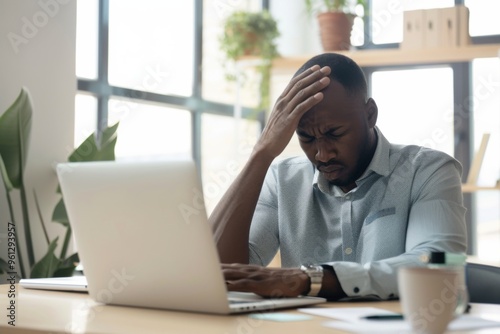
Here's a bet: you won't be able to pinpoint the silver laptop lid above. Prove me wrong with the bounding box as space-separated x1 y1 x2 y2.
57 160 232 314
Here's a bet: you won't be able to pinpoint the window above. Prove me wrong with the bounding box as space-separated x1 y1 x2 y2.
472 58 500 262
74 94 98 147
76 0 98 79
108 0 194 96
465 0 500 37
201 114 260 213
372 67 454 155
108 99 192 159
76 0 263 215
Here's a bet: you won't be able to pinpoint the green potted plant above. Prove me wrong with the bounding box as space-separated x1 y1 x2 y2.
220 10 280 112
305 0 366 51
0 87 119 279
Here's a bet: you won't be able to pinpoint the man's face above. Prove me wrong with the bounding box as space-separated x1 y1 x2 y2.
296 81 377 192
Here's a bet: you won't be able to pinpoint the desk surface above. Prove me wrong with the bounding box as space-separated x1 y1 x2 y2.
1 284 500 334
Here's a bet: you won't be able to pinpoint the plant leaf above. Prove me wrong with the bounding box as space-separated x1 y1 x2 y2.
30 238 60 278
33 189 50 245
0 258 9 275
53 252 79 277
0 155 14 191
51 198 69 226
99 122 119 150
0 87 33 189
69 122 119 163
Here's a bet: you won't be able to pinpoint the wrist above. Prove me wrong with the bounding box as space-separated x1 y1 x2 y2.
251 144 277 163
300 264 324 296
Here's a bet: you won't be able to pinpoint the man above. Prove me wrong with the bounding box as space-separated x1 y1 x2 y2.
210 53 467 300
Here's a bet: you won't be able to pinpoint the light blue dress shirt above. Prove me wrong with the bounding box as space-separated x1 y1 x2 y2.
248 128 467 299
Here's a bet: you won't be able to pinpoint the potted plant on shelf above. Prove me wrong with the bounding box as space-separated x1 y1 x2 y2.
220 10 280 112
305 0 366 51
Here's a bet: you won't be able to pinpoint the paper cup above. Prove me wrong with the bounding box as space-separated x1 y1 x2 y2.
398 266 468 334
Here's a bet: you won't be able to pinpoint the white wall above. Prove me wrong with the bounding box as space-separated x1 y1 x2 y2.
0 0 76 277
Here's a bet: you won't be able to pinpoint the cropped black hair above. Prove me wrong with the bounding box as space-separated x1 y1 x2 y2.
294 53 367 100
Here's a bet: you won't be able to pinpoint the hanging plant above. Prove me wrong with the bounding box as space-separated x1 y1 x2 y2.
220 10 280 111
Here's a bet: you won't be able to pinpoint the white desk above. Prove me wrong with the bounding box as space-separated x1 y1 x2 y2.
1 284 500 333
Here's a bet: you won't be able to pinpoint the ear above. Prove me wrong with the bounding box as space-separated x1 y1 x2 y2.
365 98 378 128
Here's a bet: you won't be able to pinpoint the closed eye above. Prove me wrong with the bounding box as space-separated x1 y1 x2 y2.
325 128 345 139
297 131 315 143
326 130 342 138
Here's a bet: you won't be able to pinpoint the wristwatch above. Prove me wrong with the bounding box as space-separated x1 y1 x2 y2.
300 264 324 296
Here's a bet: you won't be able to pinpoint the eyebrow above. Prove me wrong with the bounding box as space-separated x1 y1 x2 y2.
296 130 312 137
296 126 343 137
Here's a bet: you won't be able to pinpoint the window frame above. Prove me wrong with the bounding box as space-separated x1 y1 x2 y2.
77 0 500 255
77 0 263 174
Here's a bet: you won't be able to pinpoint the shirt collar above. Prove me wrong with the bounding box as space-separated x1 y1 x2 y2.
312 127 391 195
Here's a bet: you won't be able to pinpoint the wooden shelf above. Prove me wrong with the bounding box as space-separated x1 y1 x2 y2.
272 44 500 71
462 184 500 193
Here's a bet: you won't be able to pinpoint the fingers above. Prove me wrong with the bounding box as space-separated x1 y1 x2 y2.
283 65 331 103
274 65 330 124
286 67 331 118
281 65 330 98
251 65 331 158
221 265 308 298
222 264 275 280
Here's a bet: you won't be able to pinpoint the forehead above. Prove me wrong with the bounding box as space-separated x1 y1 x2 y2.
298 81 364 129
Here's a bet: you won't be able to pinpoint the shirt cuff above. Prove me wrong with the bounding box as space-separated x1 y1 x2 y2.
330 262 371 297
326 261 397 300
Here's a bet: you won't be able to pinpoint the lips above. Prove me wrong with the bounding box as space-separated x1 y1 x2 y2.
318 164 343 173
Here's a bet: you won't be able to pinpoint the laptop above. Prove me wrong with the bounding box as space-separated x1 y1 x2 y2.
20 159 325 314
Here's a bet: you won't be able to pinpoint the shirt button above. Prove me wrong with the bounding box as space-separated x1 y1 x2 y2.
353 287 360 293
345 194 351 200
345 247 352 255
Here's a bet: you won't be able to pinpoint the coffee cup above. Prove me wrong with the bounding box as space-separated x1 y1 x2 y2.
398 266 468 334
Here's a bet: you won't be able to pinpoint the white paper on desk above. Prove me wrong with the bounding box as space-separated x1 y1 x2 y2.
323 315 500 333
298 307 500 333
298 307 399 322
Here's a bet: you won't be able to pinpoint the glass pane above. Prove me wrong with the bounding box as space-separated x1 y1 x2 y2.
372 67 454 155
76 0 99 79
74 94 97 148
465 0 500 37
351 15 365 47
108 98 192 159
108 0 194 96
372 0 454 44
201 113 260 214
472 58 500 262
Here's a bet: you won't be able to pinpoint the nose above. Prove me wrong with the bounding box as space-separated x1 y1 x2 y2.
315 138 336 163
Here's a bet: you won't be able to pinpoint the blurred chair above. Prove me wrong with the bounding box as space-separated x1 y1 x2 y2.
466 262 500 304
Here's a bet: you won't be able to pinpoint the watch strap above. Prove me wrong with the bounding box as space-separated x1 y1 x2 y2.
300 264 324 296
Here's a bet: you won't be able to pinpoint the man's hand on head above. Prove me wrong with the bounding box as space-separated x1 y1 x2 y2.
222 263 309 298
253 65 331 160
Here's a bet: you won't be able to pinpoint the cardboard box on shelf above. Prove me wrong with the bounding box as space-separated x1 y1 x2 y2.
423 8 441 48
401 9 425 50
401 5 470 50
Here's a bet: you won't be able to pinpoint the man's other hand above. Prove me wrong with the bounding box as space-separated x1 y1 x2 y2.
222 263 309 298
